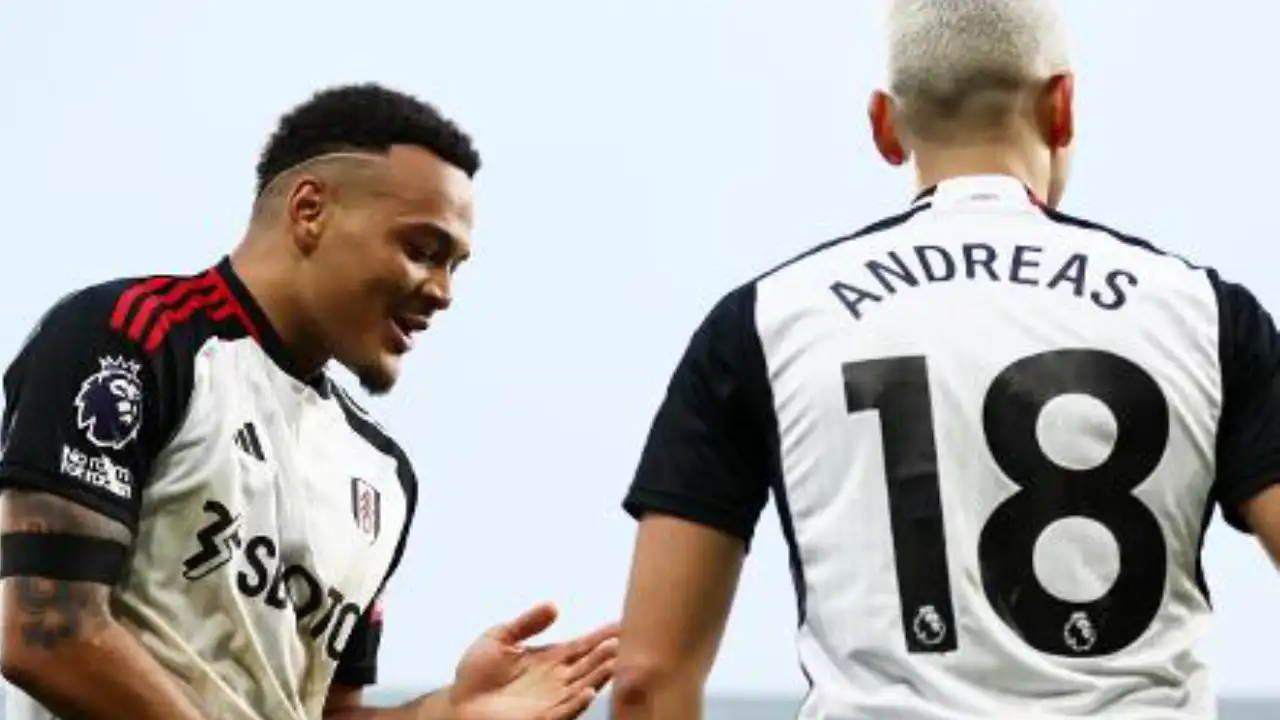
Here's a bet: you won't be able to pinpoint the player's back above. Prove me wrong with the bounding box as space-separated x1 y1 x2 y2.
762 176 1230 719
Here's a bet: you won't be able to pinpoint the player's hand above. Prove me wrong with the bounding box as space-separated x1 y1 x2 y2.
449 602 619 720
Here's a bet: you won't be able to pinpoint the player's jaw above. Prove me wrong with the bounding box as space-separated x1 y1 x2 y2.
339 301 436 396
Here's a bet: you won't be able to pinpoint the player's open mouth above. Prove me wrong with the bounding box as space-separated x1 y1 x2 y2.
389 314 429 352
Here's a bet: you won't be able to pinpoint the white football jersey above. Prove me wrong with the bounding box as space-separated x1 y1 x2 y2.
1 258 418 720
624 175 1280 719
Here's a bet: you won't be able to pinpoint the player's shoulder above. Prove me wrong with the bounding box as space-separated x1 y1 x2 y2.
34 274 179 330
1039 206 1204 271
674 207 932 342
25 268 239 361
1042 207 1267 321
754 204 931 287
328 382 419 502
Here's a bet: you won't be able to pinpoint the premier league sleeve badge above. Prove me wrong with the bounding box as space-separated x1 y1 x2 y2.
74 356 145 451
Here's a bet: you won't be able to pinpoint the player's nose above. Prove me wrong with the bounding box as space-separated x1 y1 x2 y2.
419 266 453 312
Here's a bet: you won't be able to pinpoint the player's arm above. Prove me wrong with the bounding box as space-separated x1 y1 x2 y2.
322 596 458 720
1213 276 1280 566
0 492 207 719
0 289 205 719
323 606 391 718
611 517 746 720
611 286 777 720
1241 487 1280 566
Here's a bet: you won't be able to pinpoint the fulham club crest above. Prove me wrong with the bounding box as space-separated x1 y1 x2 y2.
351 478 382 543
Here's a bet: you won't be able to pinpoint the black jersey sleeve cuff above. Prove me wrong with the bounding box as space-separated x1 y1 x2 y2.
1217 474 1280 532
331 662 376 688
0 462 139 533
622 485 759 549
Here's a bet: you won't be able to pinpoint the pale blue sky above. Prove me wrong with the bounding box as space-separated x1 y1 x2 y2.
1 0 1277 699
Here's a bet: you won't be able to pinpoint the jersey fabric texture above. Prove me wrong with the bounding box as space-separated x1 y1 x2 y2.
623 175 1280 719
0 258 418 720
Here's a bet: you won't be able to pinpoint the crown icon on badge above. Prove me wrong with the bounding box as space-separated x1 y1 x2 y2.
99 355 142 378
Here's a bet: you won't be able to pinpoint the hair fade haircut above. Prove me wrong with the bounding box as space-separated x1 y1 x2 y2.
255 83 481 197
885 0 1070 137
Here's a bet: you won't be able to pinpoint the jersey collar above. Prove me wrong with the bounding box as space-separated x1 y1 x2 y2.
912 174 1044 211
213 257 332 397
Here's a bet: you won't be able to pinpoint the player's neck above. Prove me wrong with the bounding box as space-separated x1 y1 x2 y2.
910 143 1048 204
227 242 330 378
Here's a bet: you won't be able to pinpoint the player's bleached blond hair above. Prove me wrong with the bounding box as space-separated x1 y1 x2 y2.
884 0 1070 140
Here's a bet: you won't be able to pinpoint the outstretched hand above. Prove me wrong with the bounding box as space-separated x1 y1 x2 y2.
450 602 619 720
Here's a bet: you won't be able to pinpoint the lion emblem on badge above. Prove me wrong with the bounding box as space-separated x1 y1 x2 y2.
912 605 948 647
1064 611 1097 653
74 356 144 450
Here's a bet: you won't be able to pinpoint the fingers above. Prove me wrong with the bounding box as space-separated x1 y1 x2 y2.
559 620 621 664
546 687 597 720
569 654 616 696
565 635 618 686
490 602 559 644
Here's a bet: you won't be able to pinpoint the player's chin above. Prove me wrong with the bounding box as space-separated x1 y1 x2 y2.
337 323 416 395
339 341 404 396
352 355 401 396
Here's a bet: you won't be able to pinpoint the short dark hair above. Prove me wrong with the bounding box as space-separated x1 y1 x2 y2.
255 83 481 196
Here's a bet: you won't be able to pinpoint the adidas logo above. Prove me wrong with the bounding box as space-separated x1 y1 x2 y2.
233 422 265 462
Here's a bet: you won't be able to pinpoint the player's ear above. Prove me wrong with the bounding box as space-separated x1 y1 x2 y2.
868 90 909 167
286 176 328 256
1037 72 1074 150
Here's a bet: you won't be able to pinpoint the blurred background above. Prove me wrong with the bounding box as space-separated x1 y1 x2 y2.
0 1 1276 717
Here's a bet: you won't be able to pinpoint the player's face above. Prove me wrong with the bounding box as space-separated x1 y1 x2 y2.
304 146 474 394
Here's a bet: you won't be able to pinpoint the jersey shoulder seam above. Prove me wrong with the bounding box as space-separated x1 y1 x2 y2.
752 203 932 286
1039 207 1204 271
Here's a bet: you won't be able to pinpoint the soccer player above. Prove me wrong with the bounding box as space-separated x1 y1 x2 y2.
612 1 1280 718
0 84 617 720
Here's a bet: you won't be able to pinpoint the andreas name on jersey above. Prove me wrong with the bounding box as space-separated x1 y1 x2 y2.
829 200 1143 322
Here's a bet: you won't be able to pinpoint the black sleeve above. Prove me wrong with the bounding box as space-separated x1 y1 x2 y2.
1212 273 1280 532
622 284 781 549
333 595 385 687
0 285 185 532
